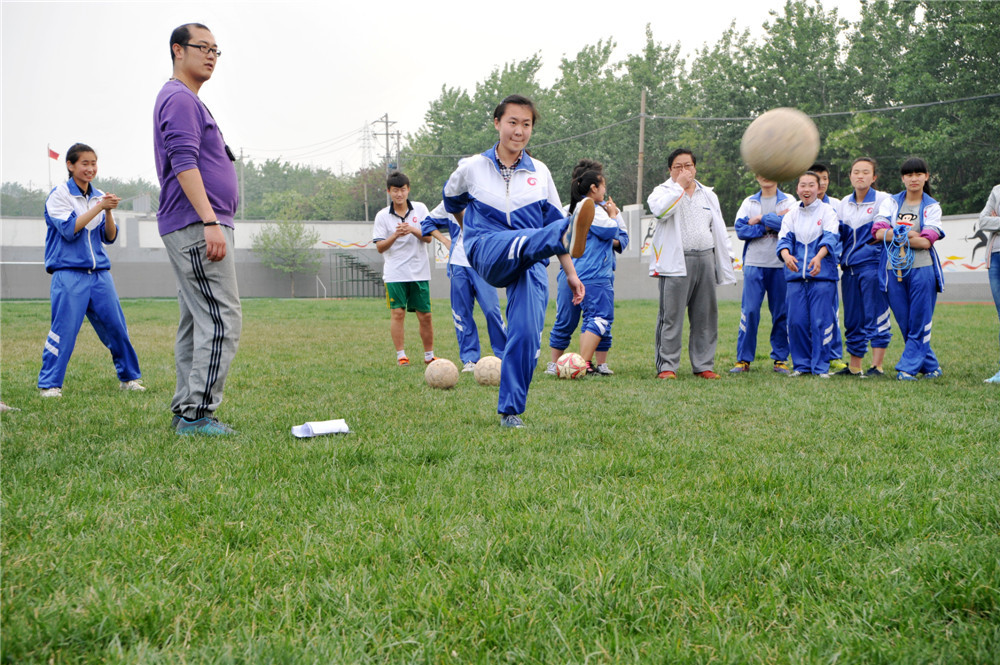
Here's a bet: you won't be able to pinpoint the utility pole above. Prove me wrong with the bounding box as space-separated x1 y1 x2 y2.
372 114 396 207
394 131 402 172
239 148 246 220
636 89 647 206
364 174 370 222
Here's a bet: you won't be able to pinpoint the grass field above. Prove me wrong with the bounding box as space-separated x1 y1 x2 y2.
2 297 999 664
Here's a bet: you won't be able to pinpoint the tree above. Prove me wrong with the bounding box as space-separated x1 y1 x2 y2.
250 221 321 297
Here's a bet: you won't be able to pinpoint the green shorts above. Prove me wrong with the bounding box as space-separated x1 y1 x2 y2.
386 281 431 313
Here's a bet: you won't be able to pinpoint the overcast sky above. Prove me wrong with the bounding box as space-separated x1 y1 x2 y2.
1 0 861 191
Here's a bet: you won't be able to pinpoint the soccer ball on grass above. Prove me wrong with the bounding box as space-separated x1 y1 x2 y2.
474 356 502 386
425 358 459 389
556 352 587 379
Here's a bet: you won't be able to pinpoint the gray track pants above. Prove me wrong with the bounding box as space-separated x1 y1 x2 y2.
162 224 242 420
655 249 718 374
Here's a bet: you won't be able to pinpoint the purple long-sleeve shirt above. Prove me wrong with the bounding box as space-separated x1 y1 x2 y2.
153 79 238 236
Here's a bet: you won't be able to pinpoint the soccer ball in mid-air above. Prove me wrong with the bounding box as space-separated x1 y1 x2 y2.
474 356 502 386
556 352 587 379
425 358 459 389
740 107 820 182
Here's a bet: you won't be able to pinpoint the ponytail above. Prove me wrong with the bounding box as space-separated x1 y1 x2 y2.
569 169 603 214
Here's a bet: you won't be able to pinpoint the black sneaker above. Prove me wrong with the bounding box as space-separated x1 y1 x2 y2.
865 366 885 377
586 361 597 375
835 367 867 378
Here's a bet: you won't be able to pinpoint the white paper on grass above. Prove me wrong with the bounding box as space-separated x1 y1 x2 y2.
291 419 350 438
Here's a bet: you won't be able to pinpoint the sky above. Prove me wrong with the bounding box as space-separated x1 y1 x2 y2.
1 0 861 191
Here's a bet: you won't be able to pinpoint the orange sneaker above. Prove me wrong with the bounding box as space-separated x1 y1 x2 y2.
656 370 677 380
398 357 410 367
695 370 721 380
424 356 439 365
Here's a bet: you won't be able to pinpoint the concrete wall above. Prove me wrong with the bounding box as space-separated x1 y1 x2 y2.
1 212 992 302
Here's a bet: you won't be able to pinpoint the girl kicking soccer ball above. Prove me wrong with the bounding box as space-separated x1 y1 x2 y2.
547 160 628 376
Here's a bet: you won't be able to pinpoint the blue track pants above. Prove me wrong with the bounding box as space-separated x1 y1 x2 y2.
887 265 940 375
786 279 837 374
841 264 892 357
736 265 788 363
38 269 142 389
450 265 507 363
467 219 570 415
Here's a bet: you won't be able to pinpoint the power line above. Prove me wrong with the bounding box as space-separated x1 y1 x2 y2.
646 92 1000 122
242 127 365 153
404 92 1000 159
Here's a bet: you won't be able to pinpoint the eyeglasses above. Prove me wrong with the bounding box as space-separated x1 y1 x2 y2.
181 43 222 58
670 162 695 172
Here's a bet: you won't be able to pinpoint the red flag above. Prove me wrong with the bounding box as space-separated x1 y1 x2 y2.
48 147 59 160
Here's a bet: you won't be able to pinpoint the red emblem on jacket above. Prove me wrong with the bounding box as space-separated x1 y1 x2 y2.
527 177 537 186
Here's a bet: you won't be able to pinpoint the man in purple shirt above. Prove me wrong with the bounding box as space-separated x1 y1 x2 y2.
154 23 242 436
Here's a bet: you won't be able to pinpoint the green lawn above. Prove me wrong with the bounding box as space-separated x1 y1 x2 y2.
2 297 998 664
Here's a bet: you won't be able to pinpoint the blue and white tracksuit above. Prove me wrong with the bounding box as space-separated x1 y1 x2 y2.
820 194 844 362
421 202 507 364
733 189 795 363
38 179 142 389
776 199 841 374
873 192 945 375
838 189 892 358
443 145 571 416
549 204 628 352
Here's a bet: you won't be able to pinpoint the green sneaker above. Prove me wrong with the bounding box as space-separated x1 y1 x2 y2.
176 416 237 436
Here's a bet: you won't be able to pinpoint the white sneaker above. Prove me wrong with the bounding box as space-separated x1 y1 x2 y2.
544 362 558 376
595 363 614 376
818 373 831 379
40 387 63 398
462 361 476 373
120 380 146 392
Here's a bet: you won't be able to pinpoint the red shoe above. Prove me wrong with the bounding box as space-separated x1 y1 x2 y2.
398 357 410 367
696 370 721 380
656 370 677 380
424 356 440 365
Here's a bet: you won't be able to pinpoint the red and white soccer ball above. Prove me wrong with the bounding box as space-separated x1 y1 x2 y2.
474 356 502 386
556 352 587 379
425 358 459 389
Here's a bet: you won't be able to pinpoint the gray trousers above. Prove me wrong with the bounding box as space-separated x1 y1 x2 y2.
655 249 718 374
162 224 242 420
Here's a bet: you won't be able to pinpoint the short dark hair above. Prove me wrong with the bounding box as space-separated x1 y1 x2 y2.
667 148 696 169
851 157 878 172
900 156 932 195
386 170 410 190
65 142 96 177
808 162 830 175
800 171 821 186
493 95 538 125
170 23 210 63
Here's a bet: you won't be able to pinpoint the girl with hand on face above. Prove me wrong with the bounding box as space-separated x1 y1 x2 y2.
872 157 945 381
37 143 144 397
